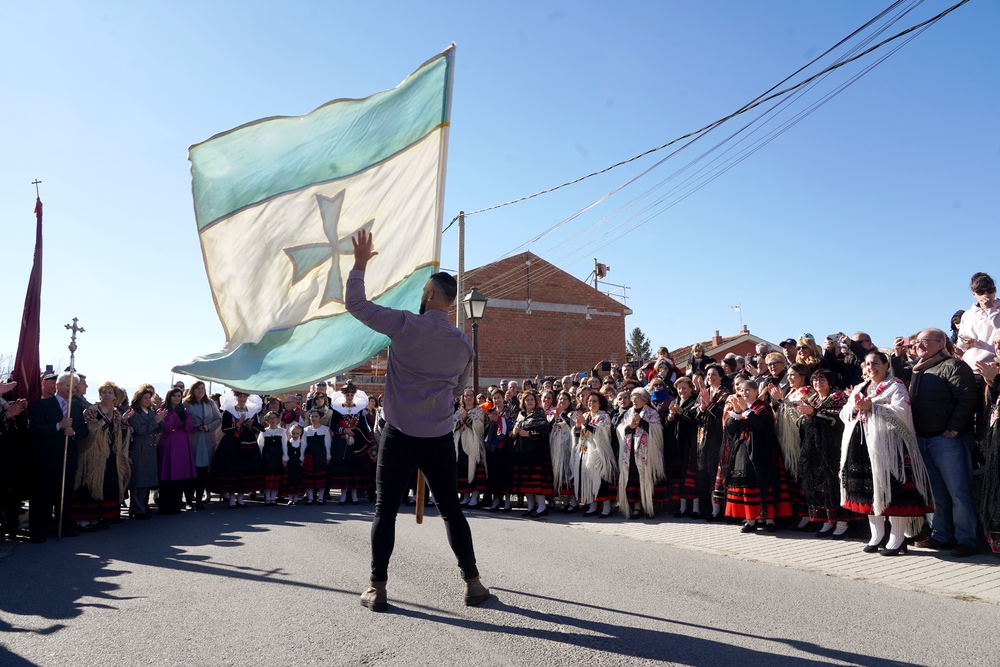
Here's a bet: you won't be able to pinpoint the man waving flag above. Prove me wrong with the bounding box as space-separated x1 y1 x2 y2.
175 46 454 393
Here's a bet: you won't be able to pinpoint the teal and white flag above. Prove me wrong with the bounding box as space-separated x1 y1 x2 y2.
174 46 454 393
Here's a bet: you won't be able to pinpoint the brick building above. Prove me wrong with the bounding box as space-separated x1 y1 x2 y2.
333 253 631 395
669 326 777 372
450 252 632 390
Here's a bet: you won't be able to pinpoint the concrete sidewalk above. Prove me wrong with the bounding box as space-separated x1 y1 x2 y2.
562 512 1000 604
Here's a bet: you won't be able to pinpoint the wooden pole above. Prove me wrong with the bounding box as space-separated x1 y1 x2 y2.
415 470 425 524
57 317 84 540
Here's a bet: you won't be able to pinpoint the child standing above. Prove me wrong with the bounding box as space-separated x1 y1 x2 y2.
284 424 306 505
258 412 287 506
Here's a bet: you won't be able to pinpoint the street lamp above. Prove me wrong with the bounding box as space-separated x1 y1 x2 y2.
462 286 488 394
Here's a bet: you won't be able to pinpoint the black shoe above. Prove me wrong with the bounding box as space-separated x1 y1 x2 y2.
764 522 777 533
705 512 721 523
950 544 978 558
520 509 537 519
880 543 908 556
741 522 758 533
598 510 613 518
304 499 315 506
582 508 598 517
501 506 512 514
673 508 691 519
564 505 578 514
317 497 326 505
862 544 881 553
530 509 549 520
689 511 701 520
630 510 642 520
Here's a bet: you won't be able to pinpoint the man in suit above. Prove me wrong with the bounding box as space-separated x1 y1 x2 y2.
28 372 89 543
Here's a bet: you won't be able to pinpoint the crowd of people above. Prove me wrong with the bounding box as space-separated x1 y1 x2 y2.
3 271 1000 560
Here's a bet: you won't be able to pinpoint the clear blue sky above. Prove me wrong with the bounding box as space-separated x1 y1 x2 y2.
2 1 998 397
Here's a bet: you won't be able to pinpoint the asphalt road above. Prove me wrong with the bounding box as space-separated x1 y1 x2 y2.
2 502 999 667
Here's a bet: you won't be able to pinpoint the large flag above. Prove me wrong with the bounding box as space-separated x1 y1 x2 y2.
174 46 455 393
12 196 43 405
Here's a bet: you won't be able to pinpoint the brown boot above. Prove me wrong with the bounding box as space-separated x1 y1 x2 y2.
464 576 491 606
360 580 388 612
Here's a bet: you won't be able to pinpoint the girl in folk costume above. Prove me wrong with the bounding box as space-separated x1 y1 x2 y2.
127 388 161 519
666 377 699 518
72 382 133 529
183 381 222 510
209 391 264 509
454 388 487 508
283 424 306 505
840 351 933 556
509 390 553 518
616 387 666 519
711 378 748 522
767 362 814 529
796 369 859 538
484 387 514 512
682 364 730 519
328 383 375 505
257 411 287 506
723 380 793 532
156 388 196 516
549 391 579 512
302 410 332 505
572 392 616 518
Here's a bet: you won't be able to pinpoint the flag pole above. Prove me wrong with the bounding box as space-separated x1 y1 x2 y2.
57 318 84 540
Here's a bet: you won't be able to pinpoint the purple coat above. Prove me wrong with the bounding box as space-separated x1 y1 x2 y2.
158 409 196 481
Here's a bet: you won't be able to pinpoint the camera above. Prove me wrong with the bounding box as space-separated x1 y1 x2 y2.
601 361 611 372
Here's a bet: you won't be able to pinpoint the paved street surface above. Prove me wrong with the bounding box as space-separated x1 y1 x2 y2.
2 502 999 666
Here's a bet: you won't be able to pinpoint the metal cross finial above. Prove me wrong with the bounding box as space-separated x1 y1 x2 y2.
65 318 85 356
32 179 42 197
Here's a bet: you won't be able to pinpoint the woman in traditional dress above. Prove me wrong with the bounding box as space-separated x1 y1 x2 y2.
541 390 556 419
454 388 486 508
509 390 553 518
156 387 195 515
127 388 161 519
980 360 1000 555
328 383 374 505
683 364 730 519
616 387 666 519
257 411 287 506
72 382 133 529
796 369 857 538
484 387 514 512
549 391 578 512
573 392 616 518
283 424 306 505
723 380 792 532
666 377 700 518
183 381 221 509
840 351 933 555
209 391 263 508
302 409 332 504
768 362 814 529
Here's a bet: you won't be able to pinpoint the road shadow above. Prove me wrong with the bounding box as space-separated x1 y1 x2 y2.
393 588 925 667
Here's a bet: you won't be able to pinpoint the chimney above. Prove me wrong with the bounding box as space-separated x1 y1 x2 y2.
712 330 723 347
741 324 749 334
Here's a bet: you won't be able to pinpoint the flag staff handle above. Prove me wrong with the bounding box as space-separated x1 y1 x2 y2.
57 318 84 540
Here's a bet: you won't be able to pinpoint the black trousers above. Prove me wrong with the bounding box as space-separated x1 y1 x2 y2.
371 424 479 582
29 451 75 538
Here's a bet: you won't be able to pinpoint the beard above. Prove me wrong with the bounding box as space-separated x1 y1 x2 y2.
419 297 428 315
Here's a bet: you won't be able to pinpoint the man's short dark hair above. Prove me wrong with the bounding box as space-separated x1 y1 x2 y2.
430 272 457 304
971 272 996 295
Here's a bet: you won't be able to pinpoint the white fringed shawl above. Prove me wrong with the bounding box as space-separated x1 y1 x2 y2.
453 405 485 483
839 377 932 516
616 404 665 518
571 410 616 504
550 412 576 495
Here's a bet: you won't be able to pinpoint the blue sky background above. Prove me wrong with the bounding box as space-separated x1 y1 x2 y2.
2 1 998 396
